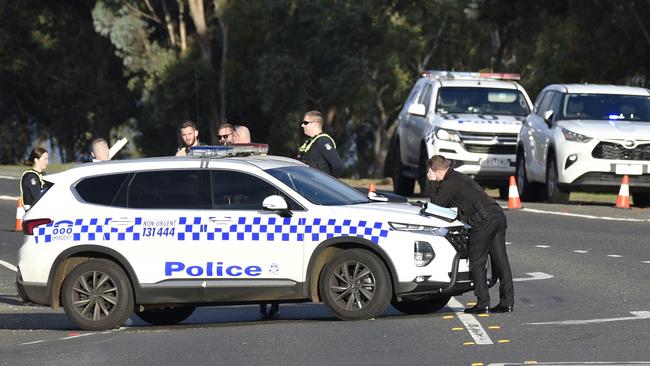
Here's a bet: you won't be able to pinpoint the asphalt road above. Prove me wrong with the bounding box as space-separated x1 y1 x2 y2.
0 175 649 365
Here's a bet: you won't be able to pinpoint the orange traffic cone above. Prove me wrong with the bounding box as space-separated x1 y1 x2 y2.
507 176 522 209
368 182 376 193
616 175 630 209
15 198 25 231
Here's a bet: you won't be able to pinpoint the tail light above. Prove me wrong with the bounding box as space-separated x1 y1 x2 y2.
23 218 52 235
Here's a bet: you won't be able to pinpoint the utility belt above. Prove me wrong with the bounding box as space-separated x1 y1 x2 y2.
467 200 501 226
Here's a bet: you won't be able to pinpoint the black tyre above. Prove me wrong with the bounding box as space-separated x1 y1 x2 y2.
135 306 195 326
392 295 451 315
498 184 509 200
392 140 415 196
319 249 392 321
633 192 650 208
516 151 543 202
546 155 569 204
61 259 134 331
417 145 429 196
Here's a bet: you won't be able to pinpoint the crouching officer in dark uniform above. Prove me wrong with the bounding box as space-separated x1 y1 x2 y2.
297 110 343 177
426 155 514 314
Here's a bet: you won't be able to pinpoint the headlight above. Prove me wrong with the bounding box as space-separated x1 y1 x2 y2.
389 222 442 234
435 128 461 142
561 127 592 143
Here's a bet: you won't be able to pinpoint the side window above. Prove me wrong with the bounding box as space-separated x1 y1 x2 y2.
75 173 130 206
128 170 211 209
536 91 555 116
533 91 546 113
418 84 433 113
211 170 291 210
405 83 422 106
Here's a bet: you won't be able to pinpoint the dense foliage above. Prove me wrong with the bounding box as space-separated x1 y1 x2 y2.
1 0 649 177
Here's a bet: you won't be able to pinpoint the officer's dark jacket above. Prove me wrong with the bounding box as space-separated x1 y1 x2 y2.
428 169 501 224
20 169 47 208
298 133 343 177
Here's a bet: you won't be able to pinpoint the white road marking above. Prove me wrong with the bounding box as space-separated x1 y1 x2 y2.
574 250 589 254
0 175 19 180
60 333 96 340
19 340 46 345
535 245 551 248
525 311 650 325
489 361 650 365
522 207 650 222
513 272 554 282
505 241 512 245
607 254 622 258
447 297 493 345
0 195 19 201
643 261 650 264
0 259 17 272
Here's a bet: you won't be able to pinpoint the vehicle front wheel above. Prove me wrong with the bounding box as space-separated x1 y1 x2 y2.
392 295 451 315
319 249 392 321
516 152 543 201
417 145 429 196
392 140 415 196
135 306 195 326
546 155 569 204
61 259 134 331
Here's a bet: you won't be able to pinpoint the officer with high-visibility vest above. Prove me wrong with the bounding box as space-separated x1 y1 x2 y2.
297 110 343 176
20 147 49 211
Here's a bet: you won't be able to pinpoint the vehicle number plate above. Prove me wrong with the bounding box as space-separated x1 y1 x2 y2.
480 158 510 168
615 164 643 175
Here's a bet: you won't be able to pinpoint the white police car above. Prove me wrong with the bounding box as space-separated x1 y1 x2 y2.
17 145 477 330
391 71 533 196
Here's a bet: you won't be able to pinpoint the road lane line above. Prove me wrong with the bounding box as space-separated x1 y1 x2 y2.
607 254 622 258
0 175 19 180
0 195 19 201
448 297 494 345
19 340 46 345
513 272 554 282
573 250 589 254
0 259 17 272
535 245 551 248
521 207 650 222
525 310 650 325
60 333 96 340
643 261 650 264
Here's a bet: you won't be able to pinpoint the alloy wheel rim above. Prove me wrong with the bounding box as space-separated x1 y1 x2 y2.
328 261 376 311
71 271 118 321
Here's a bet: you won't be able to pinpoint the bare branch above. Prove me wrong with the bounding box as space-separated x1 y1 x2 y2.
125 2 161 24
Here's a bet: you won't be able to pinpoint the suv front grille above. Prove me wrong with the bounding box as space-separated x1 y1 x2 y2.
464 145 517 154
445 226 469 258
592 142 650 161
458 131 518 155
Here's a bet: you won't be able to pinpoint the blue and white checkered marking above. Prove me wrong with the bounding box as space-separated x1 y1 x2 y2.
34 216 391 244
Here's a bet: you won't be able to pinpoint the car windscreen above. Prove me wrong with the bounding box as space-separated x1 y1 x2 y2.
435 87 530 116
266 166 369 206
561 93 650 121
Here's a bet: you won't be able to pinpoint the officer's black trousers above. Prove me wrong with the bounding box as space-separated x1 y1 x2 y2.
468 211 514 308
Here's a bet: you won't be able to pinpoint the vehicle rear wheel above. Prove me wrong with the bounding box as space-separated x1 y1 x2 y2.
392 140 415 196
516 151 543 201
61 259 134 331
135 306 195 326
633 192 650 208
319 249 392 321
546 155 569 204
392 295 451 315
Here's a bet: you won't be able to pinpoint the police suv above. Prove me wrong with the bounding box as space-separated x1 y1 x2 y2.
517 84 650 205
17 145 478 330
391 71 533 196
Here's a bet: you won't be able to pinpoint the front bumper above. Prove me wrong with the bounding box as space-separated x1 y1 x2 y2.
395 254 493 298
430 140 516 183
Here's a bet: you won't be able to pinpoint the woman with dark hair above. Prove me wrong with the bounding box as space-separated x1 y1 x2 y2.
21 147 49 210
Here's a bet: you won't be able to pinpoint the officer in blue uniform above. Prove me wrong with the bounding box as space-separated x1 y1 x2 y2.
427 155 514 314
297 111 343 177
21 147 49 210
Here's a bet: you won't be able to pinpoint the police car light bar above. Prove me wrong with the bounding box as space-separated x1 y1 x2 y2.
423 70 521 81
188 144 269 158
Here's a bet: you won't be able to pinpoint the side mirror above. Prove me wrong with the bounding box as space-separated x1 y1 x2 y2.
543 110 554 126
262 195 292 217
407 103 426 117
